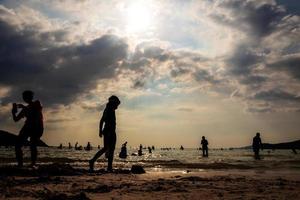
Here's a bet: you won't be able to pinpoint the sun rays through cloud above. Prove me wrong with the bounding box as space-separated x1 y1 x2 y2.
125 2 155 34
0 0 299 147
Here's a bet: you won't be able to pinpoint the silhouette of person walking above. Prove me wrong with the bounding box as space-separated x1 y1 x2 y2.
89 95 121 172
252 132 262 160
201 136 209 157
12 90 43 167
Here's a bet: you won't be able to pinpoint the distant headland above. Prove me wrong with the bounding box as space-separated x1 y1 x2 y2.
0 130 48 147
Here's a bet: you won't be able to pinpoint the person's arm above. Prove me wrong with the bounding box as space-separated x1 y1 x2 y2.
12 107 25 122
99 117 104 137
260 138 263 150
99 109 107 137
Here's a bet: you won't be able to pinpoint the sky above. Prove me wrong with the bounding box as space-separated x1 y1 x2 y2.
0 0 299 148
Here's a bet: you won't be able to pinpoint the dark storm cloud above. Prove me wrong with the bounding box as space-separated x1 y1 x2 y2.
211 0 285 38
267 55 300 80
193 69 220 84
206 0 300 112
142 46 166 60
239 75 267 89
0 8 128 106
170 67 191 78
226 45 263 75
253 89 300 102
213 0 299 79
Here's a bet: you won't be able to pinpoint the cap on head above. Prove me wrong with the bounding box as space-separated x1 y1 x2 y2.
22 90 34 102
108 95 121 105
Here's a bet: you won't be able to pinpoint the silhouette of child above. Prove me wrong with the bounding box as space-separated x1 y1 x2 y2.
89 95 121 172
12 90 43 167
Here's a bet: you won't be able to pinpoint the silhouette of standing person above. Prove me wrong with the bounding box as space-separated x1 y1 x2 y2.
201 136 209 157
89 95 121 172
12 90 43 167
138 144 143 156
119 142 127 159
252 132 263 160
85 142 92 151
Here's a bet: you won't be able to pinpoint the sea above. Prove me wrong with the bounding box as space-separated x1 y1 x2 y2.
0 147 300 172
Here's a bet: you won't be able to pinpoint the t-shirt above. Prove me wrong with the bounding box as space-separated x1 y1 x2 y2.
201 139 208 147
20 100 43 129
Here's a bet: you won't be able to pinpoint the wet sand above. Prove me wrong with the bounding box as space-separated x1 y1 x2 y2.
0 164 299 200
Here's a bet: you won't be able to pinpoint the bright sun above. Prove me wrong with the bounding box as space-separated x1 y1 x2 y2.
126 3 153 33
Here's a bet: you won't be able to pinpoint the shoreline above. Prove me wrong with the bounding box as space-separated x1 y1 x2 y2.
0 164 300 199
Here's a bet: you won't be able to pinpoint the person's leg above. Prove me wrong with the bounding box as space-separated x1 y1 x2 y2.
90 148 106 163
206 148 208 157
30 136 39 166
107 133 116 171
254 149 259 159
256 149 260 160
202 148 205 157
89 135 107 171
15 128 28 167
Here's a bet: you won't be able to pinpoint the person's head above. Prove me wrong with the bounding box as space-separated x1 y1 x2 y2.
22 90 34 103
256 132 260 137
202 136 205 139
108 95 121 110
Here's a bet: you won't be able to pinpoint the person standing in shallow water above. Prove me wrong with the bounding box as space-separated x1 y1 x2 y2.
89 95 121 172
252 132 263 160
201 136 209 157
12 90 44 167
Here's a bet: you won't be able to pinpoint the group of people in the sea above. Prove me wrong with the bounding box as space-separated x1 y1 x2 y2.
11 90 264 171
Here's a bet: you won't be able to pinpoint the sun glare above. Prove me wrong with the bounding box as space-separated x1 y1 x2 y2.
126 3 153 33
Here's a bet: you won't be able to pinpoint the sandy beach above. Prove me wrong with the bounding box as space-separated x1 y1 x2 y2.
0 164 300 200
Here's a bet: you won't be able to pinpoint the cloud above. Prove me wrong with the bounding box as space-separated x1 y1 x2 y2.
252 89 300 102
177 107 193 112
267 54 300 80
204 0 300 112
210 0 285 38
1 0 300 114
0 5 128 107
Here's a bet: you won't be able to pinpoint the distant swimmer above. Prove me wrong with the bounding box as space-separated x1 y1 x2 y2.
12 90 44 167
252 132 263 160
180 145 184 150
85 142 92 151
68 142 72 149
58 143 63 149
75 142 83 150
119 142 128 159
138 144 143 156
89 95 121 172
201 136 209 157
292 149 297 154
148 146 152 153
